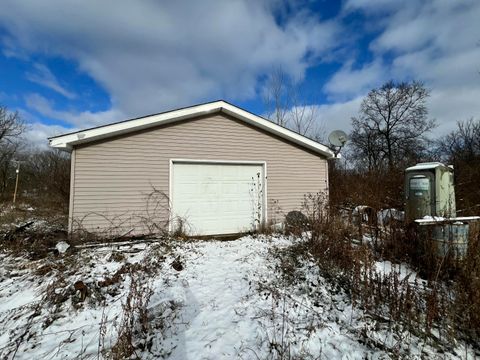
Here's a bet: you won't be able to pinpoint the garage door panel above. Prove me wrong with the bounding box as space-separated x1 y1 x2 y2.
171 162 264 235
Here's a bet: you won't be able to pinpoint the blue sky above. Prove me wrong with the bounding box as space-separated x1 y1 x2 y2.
0 0 479 147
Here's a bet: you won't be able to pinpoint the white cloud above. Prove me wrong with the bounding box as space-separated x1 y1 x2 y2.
327 0 480 135
323 61 385 100
378 1 480 135
315 97 363 136
0 0 341 123
25 93 123 129
23 122 73 149
428 87 480 135
15 108 74 149
1 0 478 142
26 63 76 99
371 1 480 55
344 0 400 12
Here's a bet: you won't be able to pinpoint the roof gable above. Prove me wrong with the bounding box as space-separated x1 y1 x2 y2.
49 100 334 158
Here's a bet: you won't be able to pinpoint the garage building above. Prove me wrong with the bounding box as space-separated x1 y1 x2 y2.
49 100 334 236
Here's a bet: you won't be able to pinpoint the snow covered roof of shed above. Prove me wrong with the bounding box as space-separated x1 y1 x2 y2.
405 162 452 172
48 100 335 158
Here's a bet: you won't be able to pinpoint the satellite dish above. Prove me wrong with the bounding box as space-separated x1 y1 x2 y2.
328 130 348 147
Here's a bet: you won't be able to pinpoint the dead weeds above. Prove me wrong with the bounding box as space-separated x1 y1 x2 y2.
272 193 480 354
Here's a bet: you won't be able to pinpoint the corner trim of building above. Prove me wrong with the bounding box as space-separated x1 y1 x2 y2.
68 148 76 233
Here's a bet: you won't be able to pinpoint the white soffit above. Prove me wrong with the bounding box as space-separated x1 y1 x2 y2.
48 100 334 158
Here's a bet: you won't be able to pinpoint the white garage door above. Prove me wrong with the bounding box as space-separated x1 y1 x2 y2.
171 162 265 235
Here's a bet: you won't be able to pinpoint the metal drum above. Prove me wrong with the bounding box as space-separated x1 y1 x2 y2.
431 222 469 259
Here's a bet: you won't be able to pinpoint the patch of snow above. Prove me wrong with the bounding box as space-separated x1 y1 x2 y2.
374 260 418 282
421 215 446 221
416 216 480 224
0 235 476 359
405 162 448 171
377 208 404 226
55 241 70 254
0 279 37 313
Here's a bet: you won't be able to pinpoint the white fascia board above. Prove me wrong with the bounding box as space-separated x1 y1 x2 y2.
48 101 225 150
49 100 335 158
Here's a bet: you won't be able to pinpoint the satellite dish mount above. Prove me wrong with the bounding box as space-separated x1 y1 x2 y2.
328 130 348 157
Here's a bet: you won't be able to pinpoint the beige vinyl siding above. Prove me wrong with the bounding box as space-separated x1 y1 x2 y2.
71 113 328 234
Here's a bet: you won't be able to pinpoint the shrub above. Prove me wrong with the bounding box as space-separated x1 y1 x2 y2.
295 192 480 351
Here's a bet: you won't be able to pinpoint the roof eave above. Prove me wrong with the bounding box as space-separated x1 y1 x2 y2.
48 102 224 149
48 100 335 158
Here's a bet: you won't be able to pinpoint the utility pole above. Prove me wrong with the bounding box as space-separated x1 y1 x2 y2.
12 161 20 204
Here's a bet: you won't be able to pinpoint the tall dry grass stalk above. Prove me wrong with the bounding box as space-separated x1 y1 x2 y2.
300 193 480 348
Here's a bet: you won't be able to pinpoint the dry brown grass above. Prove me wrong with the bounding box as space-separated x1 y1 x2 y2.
288 193 480 351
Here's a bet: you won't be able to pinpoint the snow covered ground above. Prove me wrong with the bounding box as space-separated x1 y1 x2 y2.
0 235 475 359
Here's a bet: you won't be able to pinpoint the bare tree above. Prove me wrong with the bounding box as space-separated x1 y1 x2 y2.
0 106 24 144
264 68 290 127
0 106 25 197
349 127 383 170
289 90 323 141
437 118 480 162
0 143 21 194
25 149 71 205
263 68 325 142
350 80 435 171
436 118 480 214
